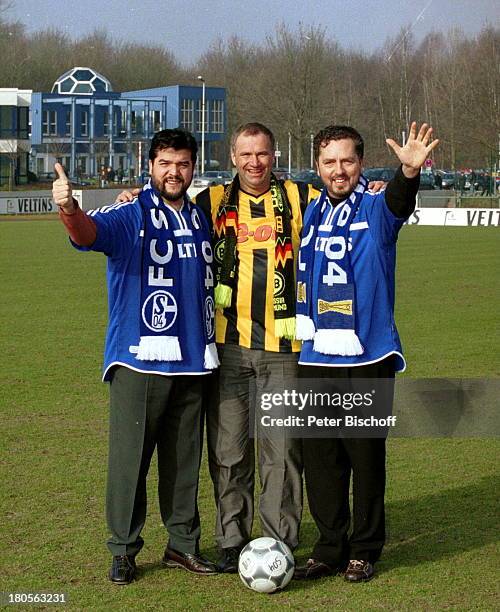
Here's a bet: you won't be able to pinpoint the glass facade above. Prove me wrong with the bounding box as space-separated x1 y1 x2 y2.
181 99 194 131
196 101 209 133
42 110 57 135
80 110 88 136
212 100 224 133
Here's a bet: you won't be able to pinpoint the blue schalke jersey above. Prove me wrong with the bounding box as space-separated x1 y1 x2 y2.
299 190 407 372
73 200 211 380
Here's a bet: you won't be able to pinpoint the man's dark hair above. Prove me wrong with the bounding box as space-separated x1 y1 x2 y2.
149 128 198 163
313 125 364 162
230 122 276 151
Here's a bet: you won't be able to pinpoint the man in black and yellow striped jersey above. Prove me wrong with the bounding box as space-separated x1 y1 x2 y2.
195 123 319 572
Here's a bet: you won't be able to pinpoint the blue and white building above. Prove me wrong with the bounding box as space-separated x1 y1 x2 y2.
0 88 32 186
30 67 227 179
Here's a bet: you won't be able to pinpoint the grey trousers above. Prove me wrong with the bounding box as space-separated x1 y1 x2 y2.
106 366 204 557
206 345 303 550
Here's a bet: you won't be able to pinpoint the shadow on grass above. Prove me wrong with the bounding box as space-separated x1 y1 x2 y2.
135 561 171 580
299 474 500 573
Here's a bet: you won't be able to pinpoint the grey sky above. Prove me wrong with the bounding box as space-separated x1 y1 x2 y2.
7 0 499 66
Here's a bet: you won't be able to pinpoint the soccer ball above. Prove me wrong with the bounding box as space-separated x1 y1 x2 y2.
238 537 295 593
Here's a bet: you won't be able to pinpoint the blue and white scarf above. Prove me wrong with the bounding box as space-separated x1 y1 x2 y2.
296 177 367 356
136 181 219 369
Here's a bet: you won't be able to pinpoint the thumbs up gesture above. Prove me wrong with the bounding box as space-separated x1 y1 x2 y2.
53 163 77 214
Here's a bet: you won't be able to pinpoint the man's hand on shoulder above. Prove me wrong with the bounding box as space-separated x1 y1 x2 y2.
368 180 386 193
115 188 141 203
53 163 78 215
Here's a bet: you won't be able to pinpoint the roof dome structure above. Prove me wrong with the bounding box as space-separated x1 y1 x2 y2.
51 67 113 95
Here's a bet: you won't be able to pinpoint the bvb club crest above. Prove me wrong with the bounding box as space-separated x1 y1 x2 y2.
274 271 285 296
215 239 225 263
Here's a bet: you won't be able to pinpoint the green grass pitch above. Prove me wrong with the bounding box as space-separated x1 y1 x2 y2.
1 219 498 610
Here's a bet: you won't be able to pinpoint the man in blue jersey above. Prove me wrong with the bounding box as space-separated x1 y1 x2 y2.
294 122 439 582
53 129 219 584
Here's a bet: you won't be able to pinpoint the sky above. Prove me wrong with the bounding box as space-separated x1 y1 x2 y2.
6 0 500 66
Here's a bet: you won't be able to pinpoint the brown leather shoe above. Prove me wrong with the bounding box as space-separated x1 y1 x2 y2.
344 559 375 582
162 547 218 575
294 558 334 580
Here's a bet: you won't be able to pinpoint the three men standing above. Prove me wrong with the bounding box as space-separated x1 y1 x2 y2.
55 119 437 585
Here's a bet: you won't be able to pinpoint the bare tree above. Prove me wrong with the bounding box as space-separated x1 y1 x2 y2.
0 139 28 189
256 23 338 169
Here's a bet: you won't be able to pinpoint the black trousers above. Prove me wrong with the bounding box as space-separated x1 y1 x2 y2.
299 356 395 566
106 366 204 557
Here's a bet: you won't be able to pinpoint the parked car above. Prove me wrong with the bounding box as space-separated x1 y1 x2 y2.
273 167 293 180
192 170 233 188
362 167 396 182
439 171 456 190
418 173 436 190
291 170 324 190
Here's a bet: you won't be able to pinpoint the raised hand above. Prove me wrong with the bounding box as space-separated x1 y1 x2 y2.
53 163 77 214
386 122 439 178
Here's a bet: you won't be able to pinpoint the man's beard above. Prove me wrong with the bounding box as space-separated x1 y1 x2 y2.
328 176 355 199
153 177 188 202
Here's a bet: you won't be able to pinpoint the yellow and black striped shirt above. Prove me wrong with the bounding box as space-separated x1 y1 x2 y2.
195 180 320 352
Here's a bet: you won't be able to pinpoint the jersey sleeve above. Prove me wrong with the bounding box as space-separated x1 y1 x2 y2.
365 167 419 246
192 187 214 231
384 165 419 219
73 202 142 259
365 191 407 246
293 181 321 215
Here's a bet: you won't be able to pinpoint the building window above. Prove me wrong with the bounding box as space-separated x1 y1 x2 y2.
212 100 224 133
118 108 127 136
65 110 71 135
36 157 45 175
0 106 13 137
131 110 143 135
42 110 57 135
180 99 194 132
103 110 108 136
151 110 161 132
81 110 88 136
17 107 29 139
196 100 209 133
77 156 87 175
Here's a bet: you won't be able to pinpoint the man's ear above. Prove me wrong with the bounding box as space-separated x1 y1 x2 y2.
230 150 236 166
148 159 153 174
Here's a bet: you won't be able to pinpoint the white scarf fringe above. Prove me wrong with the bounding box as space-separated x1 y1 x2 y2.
204 343 220 369
296 314 316 340
313 329 364 356
136 336 182 361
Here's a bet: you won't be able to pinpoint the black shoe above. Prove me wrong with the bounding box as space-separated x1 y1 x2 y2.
216 547 241 574
162 547 218 575
344 559 375 582
109 555 136 584
294 558 335 580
